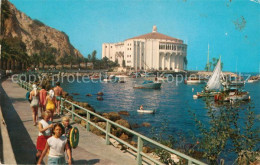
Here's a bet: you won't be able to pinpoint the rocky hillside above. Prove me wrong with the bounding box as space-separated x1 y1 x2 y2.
2 0 83 61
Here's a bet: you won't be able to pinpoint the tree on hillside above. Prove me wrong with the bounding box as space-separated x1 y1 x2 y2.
1 0 11 35
76 56 83 69
1 37 29 70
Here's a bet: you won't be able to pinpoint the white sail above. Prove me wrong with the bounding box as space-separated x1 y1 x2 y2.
206 58 222 91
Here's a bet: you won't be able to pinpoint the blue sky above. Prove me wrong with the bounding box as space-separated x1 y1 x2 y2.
10 0 260 72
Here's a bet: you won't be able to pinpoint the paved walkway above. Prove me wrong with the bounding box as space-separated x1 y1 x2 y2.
0 78 137 165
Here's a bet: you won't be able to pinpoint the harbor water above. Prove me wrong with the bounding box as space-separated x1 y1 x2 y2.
60 74 260 163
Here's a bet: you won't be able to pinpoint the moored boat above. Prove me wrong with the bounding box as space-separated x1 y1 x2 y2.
247 76 259 83
193 58 223 98
134 80 162 89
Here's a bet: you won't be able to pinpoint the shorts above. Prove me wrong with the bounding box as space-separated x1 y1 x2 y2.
56 96 61 101
48 156 66 165
36 135 51 151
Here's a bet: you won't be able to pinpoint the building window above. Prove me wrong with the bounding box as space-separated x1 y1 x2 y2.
105 46 107 48
111 46 112 48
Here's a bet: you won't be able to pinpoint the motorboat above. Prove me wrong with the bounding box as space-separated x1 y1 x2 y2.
134 80 162 89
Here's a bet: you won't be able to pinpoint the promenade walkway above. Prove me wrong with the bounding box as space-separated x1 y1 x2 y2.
0 78 136 164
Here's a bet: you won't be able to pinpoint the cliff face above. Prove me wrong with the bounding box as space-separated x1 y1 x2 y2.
2 1 83 61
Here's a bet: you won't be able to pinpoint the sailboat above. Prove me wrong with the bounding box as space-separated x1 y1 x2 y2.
193 58 222 99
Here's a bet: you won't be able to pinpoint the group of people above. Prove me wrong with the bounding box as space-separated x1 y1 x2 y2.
29 82 63 125
28 82 74 164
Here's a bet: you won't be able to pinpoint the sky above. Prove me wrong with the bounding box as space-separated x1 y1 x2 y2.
9 0 260 72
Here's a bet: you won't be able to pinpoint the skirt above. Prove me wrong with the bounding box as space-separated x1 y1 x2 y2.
36 135 51 151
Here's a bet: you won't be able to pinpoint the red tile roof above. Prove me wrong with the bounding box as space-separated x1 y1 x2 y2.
126 32 182 43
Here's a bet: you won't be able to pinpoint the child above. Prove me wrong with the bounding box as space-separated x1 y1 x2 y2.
37 123 72 165
45 90 56 121
36 111 53 161
62 116 73 162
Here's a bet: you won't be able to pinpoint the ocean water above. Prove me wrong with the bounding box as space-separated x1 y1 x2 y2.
60 75 260 163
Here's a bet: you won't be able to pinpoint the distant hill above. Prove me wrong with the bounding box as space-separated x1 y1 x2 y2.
1 0 83 64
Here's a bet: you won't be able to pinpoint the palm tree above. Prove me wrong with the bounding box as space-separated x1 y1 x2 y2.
30 53 40 68
102 57 109 69
83 57 88 69
91 50 97 68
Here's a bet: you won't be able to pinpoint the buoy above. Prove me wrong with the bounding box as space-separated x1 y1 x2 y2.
70 127 79 149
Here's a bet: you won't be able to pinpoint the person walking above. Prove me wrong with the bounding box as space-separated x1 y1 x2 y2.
30 84 39 126
54 82 63 116
36 111 53 161
45 90 56 121
37 123 72 165
39 85 47 115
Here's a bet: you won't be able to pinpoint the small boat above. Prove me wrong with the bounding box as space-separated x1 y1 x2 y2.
185 78 206 84
137 109 155 114
116 75 128 83
134 80 162 89
224 91 250 102
140 72 156 77
247 76 259 83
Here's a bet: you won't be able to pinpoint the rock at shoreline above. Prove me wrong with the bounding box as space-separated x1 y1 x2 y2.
75 109 87 117
97 92 104 96
91 116 105 123
142 122 151 127
103 112 121 122
118 111 130 116
80 119 87 128
119 133 129 141
130 141 137 147
74 116 82 124
90 122 106 136
143 146 152 153
97 96 103 101
131 123 140 128
72 93 80 95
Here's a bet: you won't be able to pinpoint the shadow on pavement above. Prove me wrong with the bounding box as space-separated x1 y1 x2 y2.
0 81 36 164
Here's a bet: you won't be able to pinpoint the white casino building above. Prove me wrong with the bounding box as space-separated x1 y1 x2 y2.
102 26 187 71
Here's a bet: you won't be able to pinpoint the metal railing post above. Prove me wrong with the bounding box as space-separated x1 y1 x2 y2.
86 112 90 131
137 136 143 165
72 105 75 121
60 98 64 115
106 121 111 145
